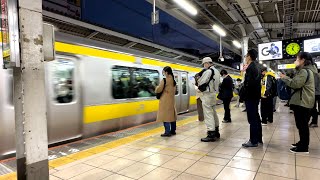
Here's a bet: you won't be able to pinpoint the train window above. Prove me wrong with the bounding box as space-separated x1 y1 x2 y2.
52 60 74 103
112 66 159 99
182 74 187 94
174 74 179 95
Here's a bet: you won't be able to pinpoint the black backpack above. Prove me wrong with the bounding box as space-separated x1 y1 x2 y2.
198 68 215 92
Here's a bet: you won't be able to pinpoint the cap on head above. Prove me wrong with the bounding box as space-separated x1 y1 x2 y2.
202 57 213 65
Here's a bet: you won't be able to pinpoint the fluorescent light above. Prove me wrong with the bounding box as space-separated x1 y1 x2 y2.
259 61 263 64
173 0 198 16
263 64 267 67
212 24 226 37
232 40 241 48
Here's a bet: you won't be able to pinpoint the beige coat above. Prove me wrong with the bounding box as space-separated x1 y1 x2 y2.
155 76 177 122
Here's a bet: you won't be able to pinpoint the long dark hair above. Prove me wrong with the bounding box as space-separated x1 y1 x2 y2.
163 66 176 86
297 52 314 66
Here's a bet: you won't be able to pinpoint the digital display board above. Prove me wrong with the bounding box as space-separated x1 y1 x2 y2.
304 38 320 53
258 41 283 61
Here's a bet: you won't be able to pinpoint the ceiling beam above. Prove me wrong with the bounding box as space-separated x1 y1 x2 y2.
262 23 320 29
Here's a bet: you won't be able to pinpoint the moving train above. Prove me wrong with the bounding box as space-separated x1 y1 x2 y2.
0 32 241 159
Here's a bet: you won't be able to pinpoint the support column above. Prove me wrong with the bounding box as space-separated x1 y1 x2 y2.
14 0 49 179
240 36 249 78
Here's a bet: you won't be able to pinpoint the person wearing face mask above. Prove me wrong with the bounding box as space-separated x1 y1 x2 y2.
197 57 221 142
240 49 263 148
218 69 234 123
280 52 316 154
155 66 177 137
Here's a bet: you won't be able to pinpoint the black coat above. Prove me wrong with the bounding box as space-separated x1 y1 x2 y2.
218 75 234 99
241 62 261 101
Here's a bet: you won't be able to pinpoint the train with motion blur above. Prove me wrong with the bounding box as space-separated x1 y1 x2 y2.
0 32 241 159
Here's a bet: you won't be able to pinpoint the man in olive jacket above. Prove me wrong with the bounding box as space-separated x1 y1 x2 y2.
281 52 316 153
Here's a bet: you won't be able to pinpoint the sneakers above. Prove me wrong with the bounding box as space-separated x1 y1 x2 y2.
261 123 267 126
242 140 258 148
309 124 318 128
170 131 176 135
290 147 309 154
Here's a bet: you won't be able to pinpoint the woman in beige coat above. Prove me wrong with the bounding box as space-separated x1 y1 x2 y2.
155 66 177 137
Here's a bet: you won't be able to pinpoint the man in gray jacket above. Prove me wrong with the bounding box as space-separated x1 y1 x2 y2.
196 57 220 142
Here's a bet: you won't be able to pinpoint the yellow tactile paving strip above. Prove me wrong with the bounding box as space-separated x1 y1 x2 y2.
0 113 208 180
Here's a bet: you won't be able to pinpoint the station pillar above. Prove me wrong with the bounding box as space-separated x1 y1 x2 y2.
241 36 249 63
14 0 49 179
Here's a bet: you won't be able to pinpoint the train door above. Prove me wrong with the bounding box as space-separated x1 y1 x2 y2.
174 72 181 113
180 72 189 112
46 57 82 144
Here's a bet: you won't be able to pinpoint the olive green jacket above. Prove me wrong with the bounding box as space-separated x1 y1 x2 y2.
282 65 317 109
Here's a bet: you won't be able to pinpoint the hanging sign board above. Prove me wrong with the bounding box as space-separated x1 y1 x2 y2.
277 64 295 70
0 0 20 68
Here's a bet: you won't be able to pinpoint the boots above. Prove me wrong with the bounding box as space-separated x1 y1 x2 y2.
201 131 216 142
215 127 220 139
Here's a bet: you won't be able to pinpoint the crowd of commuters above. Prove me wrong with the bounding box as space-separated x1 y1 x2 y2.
155 50 319 154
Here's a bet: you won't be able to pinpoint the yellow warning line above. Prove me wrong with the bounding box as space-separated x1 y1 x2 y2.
0 114 201 179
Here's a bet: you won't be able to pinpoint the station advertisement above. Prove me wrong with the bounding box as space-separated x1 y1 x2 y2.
0 0 11 64
304 38 320 53
258 41 283 61
43 0 81 19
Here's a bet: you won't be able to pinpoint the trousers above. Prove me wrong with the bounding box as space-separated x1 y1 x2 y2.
201 94 219 131
222 97 232 121
310 95 319 125
197 98 204 121
291 105 311 150
245 99 262 144
261 97 274 123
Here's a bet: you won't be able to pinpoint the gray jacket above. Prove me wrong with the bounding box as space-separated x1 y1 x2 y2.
197 66 220 94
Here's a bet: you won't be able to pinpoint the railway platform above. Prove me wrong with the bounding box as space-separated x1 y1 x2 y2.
1 103 320 180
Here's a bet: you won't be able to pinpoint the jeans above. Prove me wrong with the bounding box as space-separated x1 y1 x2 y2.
223 98 232 121
163 122 176 134
261 97 274 123
291 105 311 150
245 99 262 144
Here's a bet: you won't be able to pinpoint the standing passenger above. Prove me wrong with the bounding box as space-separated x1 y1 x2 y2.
218 69 234 123
281 52 316 153
260 67 276 125
234 78 242 107
155 66 177 137
240 49 262 147
197 57 220 142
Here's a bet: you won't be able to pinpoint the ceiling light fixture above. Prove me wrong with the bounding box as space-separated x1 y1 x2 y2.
232 40 241 48
173 0 198 16
212 24 226 37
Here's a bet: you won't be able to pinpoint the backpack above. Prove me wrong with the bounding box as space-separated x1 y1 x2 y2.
271 76 278 97
198 68 215 92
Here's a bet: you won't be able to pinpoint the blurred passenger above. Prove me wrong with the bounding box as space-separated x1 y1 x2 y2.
155 66 177 137
218 69 234 123
195 69 206 122
280 52 316 153
234 78 242 107
240 49 262 148
196 57 220 142
309 67 320 127
260 67 277 126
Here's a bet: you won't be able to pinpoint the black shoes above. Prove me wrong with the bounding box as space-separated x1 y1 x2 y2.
290 147 309 154
201 131 216 142
309 124 318 128
242 140 258 148
170 131 176 135
215 127 220 139
161 133 171 137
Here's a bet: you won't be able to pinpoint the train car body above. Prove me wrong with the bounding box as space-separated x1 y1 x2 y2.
0 32 241 159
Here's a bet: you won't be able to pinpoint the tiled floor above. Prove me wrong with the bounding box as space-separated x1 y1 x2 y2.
47 104 320 180
3 102 320 180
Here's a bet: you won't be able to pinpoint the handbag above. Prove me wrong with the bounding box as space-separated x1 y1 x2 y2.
156 78 166 99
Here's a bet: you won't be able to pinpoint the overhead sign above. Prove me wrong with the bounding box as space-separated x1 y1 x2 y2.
258 41 283 61
304 38 320 53
278 64 295 70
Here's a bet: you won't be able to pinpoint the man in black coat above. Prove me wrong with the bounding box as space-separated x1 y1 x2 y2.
219 69 234 123
240 49 262 148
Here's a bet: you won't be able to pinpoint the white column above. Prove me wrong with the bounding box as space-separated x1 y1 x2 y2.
241 36 249 64
14 0 49 179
